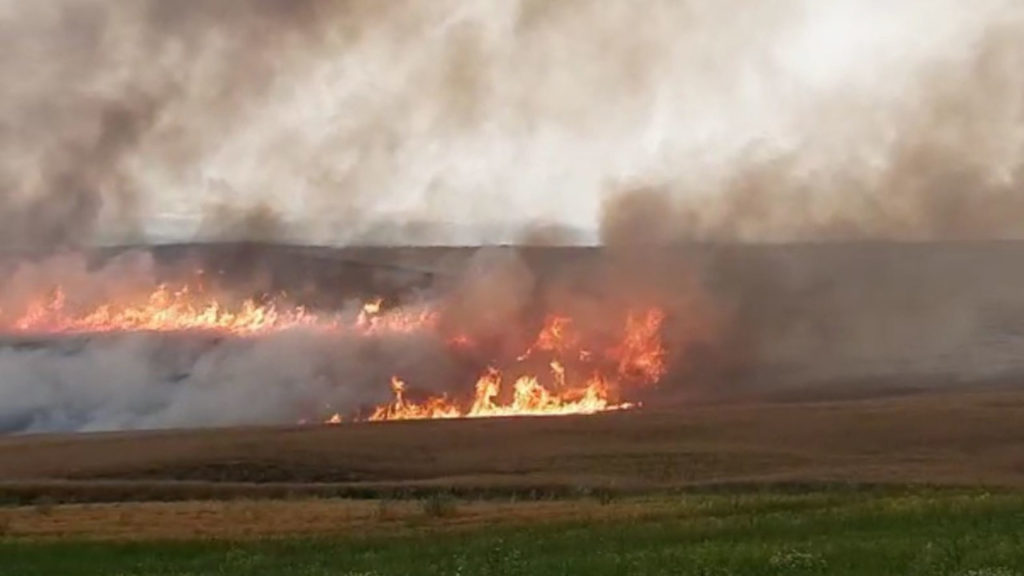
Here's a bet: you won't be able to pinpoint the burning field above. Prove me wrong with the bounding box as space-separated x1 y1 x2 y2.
6 0 1024 572
0 245 713 433
0 279 666 424
4 243 1024 573
4 241 1024 435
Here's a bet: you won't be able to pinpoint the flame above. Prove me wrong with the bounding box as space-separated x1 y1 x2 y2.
361 307 666 422
1 285 327 336
517 315 579 361
0 280 668 425
355 299 439 335
369 376 463 421
611 308 668 384
0 284 439 337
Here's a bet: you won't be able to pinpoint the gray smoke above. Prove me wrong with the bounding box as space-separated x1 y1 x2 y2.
0 250 465 433
599 7 1024 243
591 16 1024 394
8 1 1020 246
0 330 461 434
0 248 547 433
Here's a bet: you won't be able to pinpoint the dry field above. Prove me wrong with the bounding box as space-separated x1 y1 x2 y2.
3 391 1024 575
2 386 1023 504
0 497 689 541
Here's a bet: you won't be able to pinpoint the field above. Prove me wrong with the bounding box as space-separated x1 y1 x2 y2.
3 491 1024 575
3 387 1024 496
2 387 1024 574
4 243 1024 573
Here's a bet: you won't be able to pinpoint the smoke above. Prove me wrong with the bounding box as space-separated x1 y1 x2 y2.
0 244 726 434
590 14 1024 396
600 5 1024 244
0 248 538 432
6 0 1020 246
0 329 463 434
575 0 1024 396
0 250 464 433
6 241 1024 433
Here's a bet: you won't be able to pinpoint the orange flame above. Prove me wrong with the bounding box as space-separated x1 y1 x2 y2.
369 376 463 421
359 307 666 422
0 284 441 338
2 285 327 336
517 315 579 361
355 299 439 335
0 281 667 424
611 308 668 384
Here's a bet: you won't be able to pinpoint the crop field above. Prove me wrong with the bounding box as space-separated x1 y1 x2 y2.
1 387 1023 574
3 387 1024 492
2 490 1024 575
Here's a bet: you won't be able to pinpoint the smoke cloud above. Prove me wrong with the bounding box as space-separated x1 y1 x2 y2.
0 329 463 434
599 4 1024 243
0 250 464 433
5 0 1021 246
0 245 725 434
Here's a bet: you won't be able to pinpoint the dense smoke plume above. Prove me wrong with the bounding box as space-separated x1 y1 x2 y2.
599 20 1024 243
4 1 1023 246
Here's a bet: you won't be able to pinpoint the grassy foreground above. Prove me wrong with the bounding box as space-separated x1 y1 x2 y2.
2 490 1024 575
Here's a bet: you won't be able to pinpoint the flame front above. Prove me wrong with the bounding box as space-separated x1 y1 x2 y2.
0 285 440 337
1 285 325 336
0 280 668 424
362 308 666 422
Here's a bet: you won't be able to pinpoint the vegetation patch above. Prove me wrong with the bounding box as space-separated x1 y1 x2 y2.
2 490 1024 575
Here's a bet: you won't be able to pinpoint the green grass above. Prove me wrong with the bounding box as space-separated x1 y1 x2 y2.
3 491 1024 575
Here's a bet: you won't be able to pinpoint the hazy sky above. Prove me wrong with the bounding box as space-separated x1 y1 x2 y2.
3 0 1022 245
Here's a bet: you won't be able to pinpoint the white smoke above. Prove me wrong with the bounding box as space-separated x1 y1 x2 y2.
0 328 468 434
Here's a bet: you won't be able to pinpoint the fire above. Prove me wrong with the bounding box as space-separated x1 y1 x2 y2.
1 285 327 336
367 368 625 422
355 298 440 335
610 308 668 384
0 284 439 337
360 307 666 422
517 315 579 361
369 377 463 421
0 278 669 424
